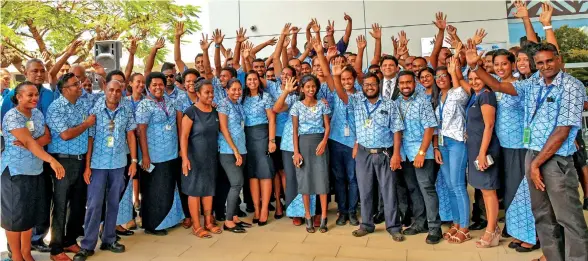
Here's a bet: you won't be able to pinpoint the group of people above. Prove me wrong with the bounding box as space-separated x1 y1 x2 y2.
2 2 588 261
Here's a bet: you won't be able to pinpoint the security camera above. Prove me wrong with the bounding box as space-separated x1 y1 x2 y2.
250 25 257 32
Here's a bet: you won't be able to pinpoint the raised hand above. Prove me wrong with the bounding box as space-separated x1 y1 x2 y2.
236 27 248 43
447 55 458 75
398 31 409 47
311 37 323 53
464 39 481 67
154 37 165 50
200 33 211 50
225 48 233 58
391 36 399 51
242 41 253 59
212 29 225 44
267 37 278 46
514 0 529 19
67 40 84 55
539 1 553 26
326 46 337 61
397 45 409 57
281 23 292 36
311 18 321 33
356 35 367 50
344 12 352 22
369 23 382 39
91 63 106 76
283 36 291 48
290 27 301 35
472 28 487 45
331 56 345 76
445 35 458 49
433 11 447 30
128 37 138 55
175 21 186 38
284 77 298 93
326 20 335 36
454 41 463 57
446 25 457 35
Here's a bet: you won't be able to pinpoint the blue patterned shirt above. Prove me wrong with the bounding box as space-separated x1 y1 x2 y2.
46 96 93 155
88 97 136 169
495 90 525 149
266 79 288 137
217 97 247 154
174 91 196 114
1 85 54 122
164 86 186 102
327 90 356 148
349 93 404 148
135 97 178 163
512 71 584 156
279 94 299 152
243 92 274 127
290 100 331 135
397 94 438 161
1 108 45 175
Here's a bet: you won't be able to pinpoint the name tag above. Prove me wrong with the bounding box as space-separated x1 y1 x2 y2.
165 124 172 131
523 127 531 145
241 121 245 129
496 92 502 101
364 119 372 128
344 125 350 137
106 136 114 148
25 121 34 132
438 135 444 146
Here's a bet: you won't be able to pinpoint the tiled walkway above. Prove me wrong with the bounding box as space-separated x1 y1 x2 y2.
2 195 587 261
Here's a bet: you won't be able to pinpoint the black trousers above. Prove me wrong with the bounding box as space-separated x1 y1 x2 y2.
48 157 87 255
213 159 230 217
31 163 52 244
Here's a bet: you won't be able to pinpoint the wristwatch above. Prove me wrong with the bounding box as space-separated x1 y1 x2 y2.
131 159 138 163
418 150 425 156
215 44 220 48
270 138 276 143
469 64 479 72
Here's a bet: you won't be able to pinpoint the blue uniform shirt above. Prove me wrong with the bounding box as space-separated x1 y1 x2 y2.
290 100 330 135
135 97 178 163
495 90 525 149
89 97 136 169
512 71 584 156
174 91 195 114
279 94 299 152
1 108 45 175
327 89 356 148
349 93 404 148
1 85 54 122
46 96 93 155
243 92 274 127
164 86 186 102
266 79 288 137
217 97 247 154
397 93 438 161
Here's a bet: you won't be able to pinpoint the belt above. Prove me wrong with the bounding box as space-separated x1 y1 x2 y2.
358 145 392 155
52 154 85 160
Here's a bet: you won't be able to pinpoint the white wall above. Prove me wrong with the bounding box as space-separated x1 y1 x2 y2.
208 0 510 65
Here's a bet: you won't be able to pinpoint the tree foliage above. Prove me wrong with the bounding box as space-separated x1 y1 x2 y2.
1 0 200 71
554 25 588 61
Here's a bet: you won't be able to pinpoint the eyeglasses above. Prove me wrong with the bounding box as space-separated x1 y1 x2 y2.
420 74 433 80
64 81 82 88
363 83 379 88
435 74 448 79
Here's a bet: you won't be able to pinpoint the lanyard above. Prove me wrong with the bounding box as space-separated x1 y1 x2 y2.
130 96 143 112
400 97 413 121
529 73 563 125
230 99 244 122
438 94 446 124
154 99 170 117
465 91 479 127
104 107 120 132
364 100 382 119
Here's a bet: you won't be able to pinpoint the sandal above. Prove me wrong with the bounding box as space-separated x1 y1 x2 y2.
205 223 222 234
192 226 212 238
319 217 328 233
475 230 500 248
182 218 193 229
351 228 372 237
448 230 472 244
305 218 315 233
443 226 458 240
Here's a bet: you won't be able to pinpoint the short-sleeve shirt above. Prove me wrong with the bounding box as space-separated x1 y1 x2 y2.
174 91 196 114
397 94 438 161
164 86 186 103
327 89 356 148
1 108 45 175
88 97 137 169
243 92 274 127
46 96 93 155
135 97 178 163
216 97 247 154
279 94 299 152
349 93 404 148
436 87 469 142
290 100 331 135
495 85 525 149
1 85 54 122
266 78 288 137
512 71 584 156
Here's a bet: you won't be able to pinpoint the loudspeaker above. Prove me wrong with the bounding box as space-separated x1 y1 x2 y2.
94 40 122 74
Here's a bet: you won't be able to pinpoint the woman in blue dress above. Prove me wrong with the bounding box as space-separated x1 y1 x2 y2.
2 82 65 261
135 72 185 236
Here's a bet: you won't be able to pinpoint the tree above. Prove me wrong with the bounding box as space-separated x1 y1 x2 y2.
1 0 200 72
554 25 588 60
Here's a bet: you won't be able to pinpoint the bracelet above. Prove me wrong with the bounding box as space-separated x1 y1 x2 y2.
215 44 220 48
543 25 553 30
433 147 439 150
131 159 138 163
270 138 276 143
469 64 479 72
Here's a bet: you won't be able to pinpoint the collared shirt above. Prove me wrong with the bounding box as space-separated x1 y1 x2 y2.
512 71 584 156
266 78 288 137
317 82 330 101
382 77 397 100
495 85 525 149
174 91 196 114
1 108 45 175
164 86 186 102
436 87 469 142
46 96 93 155
327 89 356 148
135 96 178 163
212 78 228 105
1 85 54 122
349 93 404 148
290 100 330 135
397 93 438 161
88 97 136 169
243 92 274 127
125 95 145 118
279 94 300 152
216 97 247 154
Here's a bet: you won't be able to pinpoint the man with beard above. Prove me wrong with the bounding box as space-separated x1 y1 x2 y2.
331 72 405 242
252 58 266 77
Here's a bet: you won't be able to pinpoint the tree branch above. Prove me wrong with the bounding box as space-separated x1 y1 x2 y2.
24 19 49 55
2 40 34 58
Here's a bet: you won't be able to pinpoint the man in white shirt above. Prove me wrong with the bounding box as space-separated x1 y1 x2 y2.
379 55 400 100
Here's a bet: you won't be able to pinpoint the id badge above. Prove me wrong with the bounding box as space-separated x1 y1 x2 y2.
523 127 531 145
165 124 172 131
106 136 114 148
496 92 502 101
344 125 350 137
25 120 34 132
241 121 245 129
438 135 444 146
364 118 372 128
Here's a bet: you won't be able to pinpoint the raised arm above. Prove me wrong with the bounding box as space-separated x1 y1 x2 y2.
464 40 518 96
312 37 334 91
281 37 291 70
233 27 249 71
50 40 83 85
273 23 292 77
200 34 213 79
369 24 382 66
325 20 336 48
125 38 138 81
174 22 188 73
273 77 297 113
342 13 353 45
144 37 165 75
212 30 224 76
514 0 539 43
242 42 254 72
354 35 367 83
539 2 560 51
251 37 277 57
290 27 301 57
331 57 349 104
430 12 447 69
297 42 312 63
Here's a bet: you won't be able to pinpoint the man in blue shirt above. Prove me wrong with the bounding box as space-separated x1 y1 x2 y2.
46 72 95 260
395 71 442 244
0 58 55 252
332 72 405 241
160 62 186 102
467 42 588 261
74 80 137 261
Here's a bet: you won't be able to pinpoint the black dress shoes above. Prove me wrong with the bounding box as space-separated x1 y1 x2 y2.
144 229 168 236
32 240 51 252
100 242 125 253
73 249 95 261
116 229 135 236
469 220 487 231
